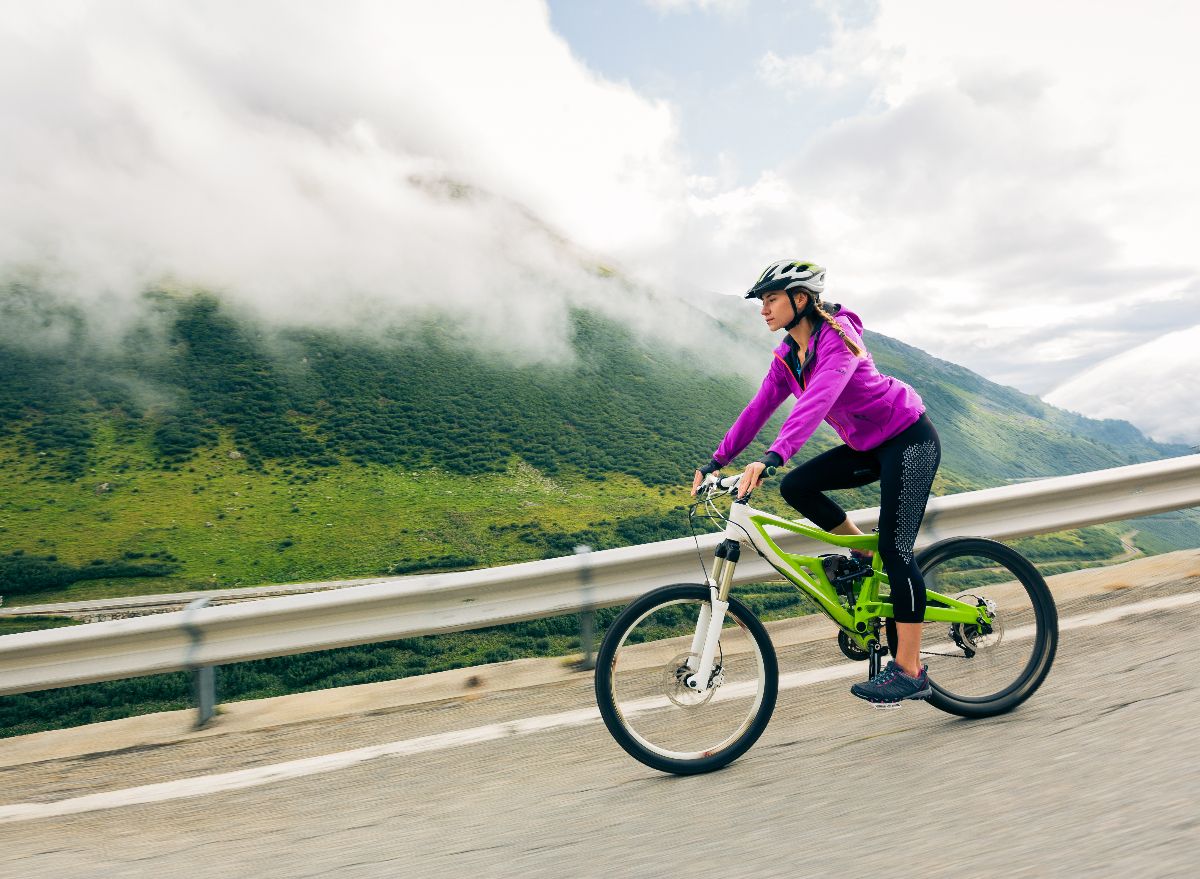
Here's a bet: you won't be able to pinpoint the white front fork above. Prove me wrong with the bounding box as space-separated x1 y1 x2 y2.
685 587 728 691
685 512 750 691
686 601 712 667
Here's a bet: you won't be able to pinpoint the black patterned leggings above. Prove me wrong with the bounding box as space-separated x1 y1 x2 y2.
779 413 941 623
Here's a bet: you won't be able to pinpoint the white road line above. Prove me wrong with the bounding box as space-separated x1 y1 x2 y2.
0 708 603 825
2 590 1197 825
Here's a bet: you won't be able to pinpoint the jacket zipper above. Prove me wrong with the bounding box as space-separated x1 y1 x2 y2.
781 330 861 451
826 414 859 451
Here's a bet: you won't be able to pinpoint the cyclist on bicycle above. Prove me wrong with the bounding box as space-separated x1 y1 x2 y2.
691 260 941 706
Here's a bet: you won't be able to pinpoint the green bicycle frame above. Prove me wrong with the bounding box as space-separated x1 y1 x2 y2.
723 499 993 652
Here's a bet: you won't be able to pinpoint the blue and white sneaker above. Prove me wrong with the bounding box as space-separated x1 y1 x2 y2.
850 661 931 708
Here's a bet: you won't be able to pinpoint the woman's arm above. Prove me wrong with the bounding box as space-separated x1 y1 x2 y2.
768 331 859 462
712 357 791 467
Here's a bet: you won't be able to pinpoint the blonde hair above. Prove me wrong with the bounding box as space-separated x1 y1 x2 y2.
811 299 865 358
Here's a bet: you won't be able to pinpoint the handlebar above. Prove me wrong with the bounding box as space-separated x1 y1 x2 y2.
706 465 778 494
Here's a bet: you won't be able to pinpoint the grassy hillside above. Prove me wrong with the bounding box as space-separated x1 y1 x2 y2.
2 285 1197 737
0 286 1194 604
0 289 824 600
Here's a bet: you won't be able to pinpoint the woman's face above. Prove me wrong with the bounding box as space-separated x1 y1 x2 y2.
760 289 807 332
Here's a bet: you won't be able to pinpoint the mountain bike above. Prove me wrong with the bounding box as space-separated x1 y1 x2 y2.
594 470 1059 775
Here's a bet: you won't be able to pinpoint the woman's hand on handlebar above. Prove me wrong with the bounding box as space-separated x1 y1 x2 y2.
692 459 722 496
737 461 767 498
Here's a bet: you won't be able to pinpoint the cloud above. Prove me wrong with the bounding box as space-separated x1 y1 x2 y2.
0 0 688 361
756 3 898 99
642 0 747 13
677 0 1200 400
1043 324 1200 445
4 0 1200 446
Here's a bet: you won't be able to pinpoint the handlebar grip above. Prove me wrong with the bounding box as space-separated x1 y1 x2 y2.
713 465 778 491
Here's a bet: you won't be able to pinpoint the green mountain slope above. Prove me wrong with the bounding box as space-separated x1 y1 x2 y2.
864 331 1187 482
0 286 1194 604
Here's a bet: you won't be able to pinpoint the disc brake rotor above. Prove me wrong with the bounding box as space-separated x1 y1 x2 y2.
662 649 723 709
951 597 1003 656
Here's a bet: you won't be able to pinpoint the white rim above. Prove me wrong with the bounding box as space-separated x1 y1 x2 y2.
608 597 769 762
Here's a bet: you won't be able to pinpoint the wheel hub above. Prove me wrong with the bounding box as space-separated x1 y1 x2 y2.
664 651 722 708
950 596 1004 657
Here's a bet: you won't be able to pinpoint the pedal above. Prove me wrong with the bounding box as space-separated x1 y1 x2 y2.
867 639 885 679
865 701 903 711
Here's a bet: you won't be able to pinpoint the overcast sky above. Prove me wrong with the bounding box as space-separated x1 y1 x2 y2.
2 1 1198 444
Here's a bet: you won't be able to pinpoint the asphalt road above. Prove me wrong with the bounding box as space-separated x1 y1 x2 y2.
2 575 1199 879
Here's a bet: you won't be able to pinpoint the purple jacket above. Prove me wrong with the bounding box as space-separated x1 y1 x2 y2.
714 306 924 465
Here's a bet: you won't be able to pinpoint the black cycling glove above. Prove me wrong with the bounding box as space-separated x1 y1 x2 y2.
758 451 784 469
697 458 722 476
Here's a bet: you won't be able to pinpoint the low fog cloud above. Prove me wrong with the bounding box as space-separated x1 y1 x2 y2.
1044 323 1200 446
0 0 689 362
3 1 1199 442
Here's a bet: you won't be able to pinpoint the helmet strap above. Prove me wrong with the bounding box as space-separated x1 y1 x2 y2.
784 290 813 331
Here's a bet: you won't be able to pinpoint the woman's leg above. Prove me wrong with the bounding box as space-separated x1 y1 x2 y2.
892 622 925 676
872 414 941 676
779 445 880 531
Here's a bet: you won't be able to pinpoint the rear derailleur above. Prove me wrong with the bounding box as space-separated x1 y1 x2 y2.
948 596 999 658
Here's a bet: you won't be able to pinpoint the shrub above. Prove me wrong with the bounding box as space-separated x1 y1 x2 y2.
0 554 180 595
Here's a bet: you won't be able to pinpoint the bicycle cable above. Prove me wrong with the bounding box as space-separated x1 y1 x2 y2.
686 502 711 583
688 482 797 589
694 479 979 659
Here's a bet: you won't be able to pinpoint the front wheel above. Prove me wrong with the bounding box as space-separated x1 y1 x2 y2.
917 537 1058 718
594 583 779 775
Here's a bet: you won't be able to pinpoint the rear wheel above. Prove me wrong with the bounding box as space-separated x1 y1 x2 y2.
594 583 778 775
917 537 1058 718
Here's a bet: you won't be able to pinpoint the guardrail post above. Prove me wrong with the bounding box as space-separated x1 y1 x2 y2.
194 665 216 726
575 545 595 670
182 597 218 728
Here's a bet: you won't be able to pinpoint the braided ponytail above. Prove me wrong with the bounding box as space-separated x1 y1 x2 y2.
811 300 865 358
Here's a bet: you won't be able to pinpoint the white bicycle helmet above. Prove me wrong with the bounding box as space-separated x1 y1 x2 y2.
745 260 826 330
744 260 825 300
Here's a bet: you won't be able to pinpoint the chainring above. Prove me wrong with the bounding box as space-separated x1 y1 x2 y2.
838 630 870 661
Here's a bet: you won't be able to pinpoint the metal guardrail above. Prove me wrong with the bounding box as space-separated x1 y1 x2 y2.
0 578 400 623
1 455 1198 697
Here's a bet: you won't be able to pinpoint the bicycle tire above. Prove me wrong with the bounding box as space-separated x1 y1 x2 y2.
916 537 1058 718
594 583 779 775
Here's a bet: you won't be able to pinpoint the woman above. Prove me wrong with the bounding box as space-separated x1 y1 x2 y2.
691 260 941 706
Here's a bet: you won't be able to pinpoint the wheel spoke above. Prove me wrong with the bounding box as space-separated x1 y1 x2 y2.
916 538 1058 718
595 584 778 774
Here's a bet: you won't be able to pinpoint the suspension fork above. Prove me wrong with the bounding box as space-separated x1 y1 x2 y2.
685 538 740 691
